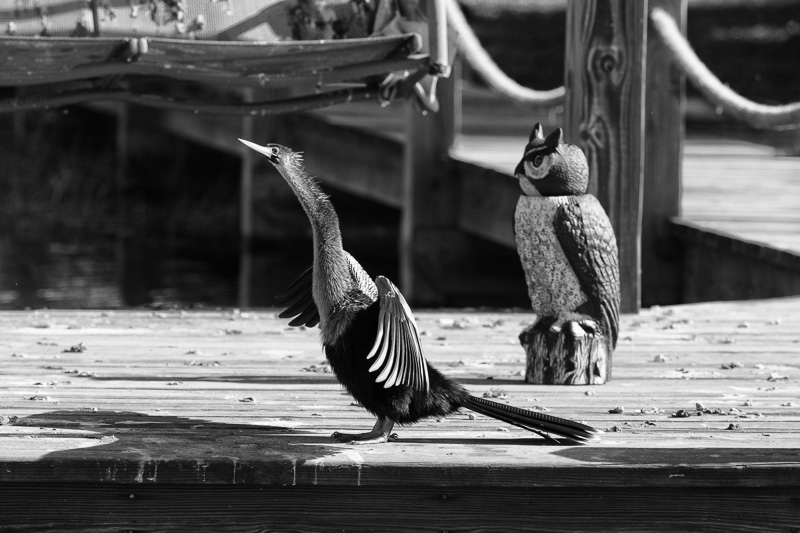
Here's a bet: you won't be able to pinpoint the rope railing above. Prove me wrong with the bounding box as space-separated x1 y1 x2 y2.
445 0 565 107
448 2 800 130
650 7 800 130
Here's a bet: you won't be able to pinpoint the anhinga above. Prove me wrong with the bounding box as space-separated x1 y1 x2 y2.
239 139 600 444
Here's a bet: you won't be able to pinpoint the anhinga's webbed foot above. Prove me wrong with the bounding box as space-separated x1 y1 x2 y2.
332 417 397 444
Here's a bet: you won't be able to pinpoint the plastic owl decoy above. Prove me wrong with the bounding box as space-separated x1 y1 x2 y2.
514 123 620 384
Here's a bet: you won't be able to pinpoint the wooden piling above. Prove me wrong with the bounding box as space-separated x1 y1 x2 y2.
400 66 460 305
642 0 686 306
238 89 255 309
564 0 648 313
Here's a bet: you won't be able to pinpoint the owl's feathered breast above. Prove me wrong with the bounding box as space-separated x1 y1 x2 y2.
514 195 587 314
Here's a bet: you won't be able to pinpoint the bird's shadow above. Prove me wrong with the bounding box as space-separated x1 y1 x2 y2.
14 409 340 462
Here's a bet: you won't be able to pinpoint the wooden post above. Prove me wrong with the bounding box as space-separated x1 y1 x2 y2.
399 66 460 305
89 0 101 36
238 89 255 309
237 90 309 307
641 0 686 306
564 0 648 313
114 102 129 305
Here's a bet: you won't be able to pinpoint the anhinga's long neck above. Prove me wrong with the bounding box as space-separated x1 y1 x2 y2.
274 163 351 322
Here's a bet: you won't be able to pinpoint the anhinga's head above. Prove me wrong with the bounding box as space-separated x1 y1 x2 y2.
239 139 302 168
239 138 323 208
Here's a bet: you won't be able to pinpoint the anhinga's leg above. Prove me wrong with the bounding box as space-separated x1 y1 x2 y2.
332 417 397 444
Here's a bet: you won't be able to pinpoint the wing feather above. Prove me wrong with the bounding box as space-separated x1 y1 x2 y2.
554 196 620 348
385 329 403 388
375 317 397 384
274 266 320 328
366 306 386 360
366 276 430 392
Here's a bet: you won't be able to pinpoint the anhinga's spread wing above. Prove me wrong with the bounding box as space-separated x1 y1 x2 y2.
366 276 430 393
554 196 620 348
274 266 320 328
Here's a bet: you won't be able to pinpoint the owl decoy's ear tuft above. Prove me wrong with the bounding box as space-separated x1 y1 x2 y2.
529 123 545 143
545 128 563 149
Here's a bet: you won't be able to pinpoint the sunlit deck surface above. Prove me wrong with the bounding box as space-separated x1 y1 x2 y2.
2 298 800 531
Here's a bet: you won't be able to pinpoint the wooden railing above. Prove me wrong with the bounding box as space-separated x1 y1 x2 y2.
439 0 800 313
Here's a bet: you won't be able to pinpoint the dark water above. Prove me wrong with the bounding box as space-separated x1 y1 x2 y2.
1 108 251 309
0 106 523 310
0 107 401 310
0 237 239 309
0 233 399 310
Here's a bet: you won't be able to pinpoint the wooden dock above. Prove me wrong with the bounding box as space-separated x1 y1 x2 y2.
310 83 800 306
2 299 800 531
315 84 800 258
82 78 800 308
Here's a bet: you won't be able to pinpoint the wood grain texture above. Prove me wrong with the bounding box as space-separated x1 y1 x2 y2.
2 483 799 532
521 327 608 385
272 113 404 208
674 220 800 302
1 303 799 483
564 0 647 313
0 34 421 88
453 159 519 248
400 73 459 306
1 302 800 531
642 0 686 307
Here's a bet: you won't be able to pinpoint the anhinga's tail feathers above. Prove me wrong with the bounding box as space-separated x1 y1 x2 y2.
274 266 320 328
462 396 601 444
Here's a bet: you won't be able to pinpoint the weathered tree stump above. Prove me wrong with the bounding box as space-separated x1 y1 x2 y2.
519 325 608 385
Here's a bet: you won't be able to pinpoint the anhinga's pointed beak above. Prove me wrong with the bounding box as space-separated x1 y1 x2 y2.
238 138 267 154
238 138 279 164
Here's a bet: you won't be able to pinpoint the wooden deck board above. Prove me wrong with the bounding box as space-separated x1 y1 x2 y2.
2 301 800 530
2 299 800 486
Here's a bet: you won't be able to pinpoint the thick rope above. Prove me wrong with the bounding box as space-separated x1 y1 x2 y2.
445 0 565 106
651 7 800 130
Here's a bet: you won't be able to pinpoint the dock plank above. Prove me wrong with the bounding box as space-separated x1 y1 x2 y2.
1 300 800 530
1 300 799 484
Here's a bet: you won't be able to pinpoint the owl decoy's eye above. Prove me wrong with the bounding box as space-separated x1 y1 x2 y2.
532 154 544 167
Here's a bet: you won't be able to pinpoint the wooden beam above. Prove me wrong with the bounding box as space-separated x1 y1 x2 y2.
275 113 404 208
114 101 129 307
671 217 800 302
454 158 518 248
564 0 648 313
400 71 458 305
642 0 686 307
3 483 799 532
